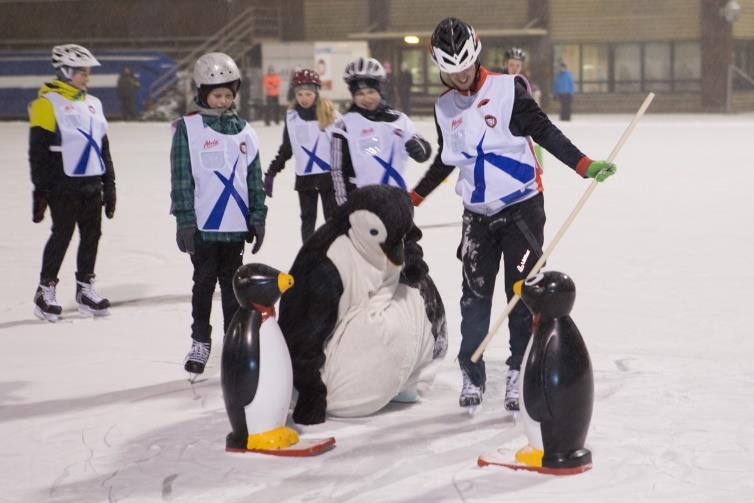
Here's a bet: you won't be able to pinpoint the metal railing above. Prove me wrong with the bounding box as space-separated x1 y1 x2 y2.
147 5 280 104
726 64 754 113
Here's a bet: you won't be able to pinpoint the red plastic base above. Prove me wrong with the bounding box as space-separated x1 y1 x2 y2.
226 437 336 457
477 451 591 476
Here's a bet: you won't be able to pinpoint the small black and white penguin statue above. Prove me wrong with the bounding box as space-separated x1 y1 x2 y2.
221 263 335 456
478 270 593 475
279 185 447 425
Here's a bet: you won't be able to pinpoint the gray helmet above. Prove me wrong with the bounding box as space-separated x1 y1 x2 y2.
193 52 241 88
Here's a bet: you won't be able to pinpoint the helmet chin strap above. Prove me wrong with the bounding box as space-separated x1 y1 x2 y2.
57 66 74 82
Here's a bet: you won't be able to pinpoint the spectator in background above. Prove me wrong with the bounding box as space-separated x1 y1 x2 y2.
553 61 575 121
116 66 140 120
398 62 413 115
262 65 282 126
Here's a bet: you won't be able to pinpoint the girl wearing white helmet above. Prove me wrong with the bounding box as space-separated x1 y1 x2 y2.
330 57 432 205
170 52 268 377
29 44 116 322
410 17 617 414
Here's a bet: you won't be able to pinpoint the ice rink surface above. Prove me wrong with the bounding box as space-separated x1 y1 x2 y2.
1 111 753 502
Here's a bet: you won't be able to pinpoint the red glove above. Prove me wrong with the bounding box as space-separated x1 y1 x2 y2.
408 190 424 207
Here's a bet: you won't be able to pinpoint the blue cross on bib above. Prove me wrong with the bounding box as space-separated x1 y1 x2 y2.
372 146 406 190
461 131 535 203
301 136 331 173
74 116 106 175
203 155 249 230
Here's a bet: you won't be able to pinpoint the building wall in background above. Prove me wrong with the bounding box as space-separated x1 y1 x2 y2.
550 0 701 42
734 0 754 38
303 0 370 40
387 0 528 31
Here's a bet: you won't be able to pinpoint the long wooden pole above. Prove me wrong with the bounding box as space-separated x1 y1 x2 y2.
470 92 655 363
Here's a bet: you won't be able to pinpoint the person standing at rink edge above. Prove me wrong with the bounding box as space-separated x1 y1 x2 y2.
170 52 267 377
264 69 339 243
29 44 116 322
330 57 432 205
409 17 617 412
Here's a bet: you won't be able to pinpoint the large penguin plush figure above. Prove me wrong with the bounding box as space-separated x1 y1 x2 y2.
221 263 298 452
278 185 447 425
513 270 594 474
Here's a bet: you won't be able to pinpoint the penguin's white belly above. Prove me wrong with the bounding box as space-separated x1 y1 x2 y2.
520 336 544 449
322 284 435 417
245 319 293 434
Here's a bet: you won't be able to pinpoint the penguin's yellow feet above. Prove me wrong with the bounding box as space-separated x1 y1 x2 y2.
247 426 300 450
515 445 544 468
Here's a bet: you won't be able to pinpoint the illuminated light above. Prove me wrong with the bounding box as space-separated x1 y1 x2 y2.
404 35 420 45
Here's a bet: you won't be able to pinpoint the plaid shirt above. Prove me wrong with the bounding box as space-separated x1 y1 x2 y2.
170 110 267 242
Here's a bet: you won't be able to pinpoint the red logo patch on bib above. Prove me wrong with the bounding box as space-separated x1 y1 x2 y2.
484 115 497 128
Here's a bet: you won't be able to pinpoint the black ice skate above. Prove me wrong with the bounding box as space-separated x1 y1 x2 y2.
75 276 111 317
34 279 62 322
504 369 520 411
459 368 485 415
184 339 211 377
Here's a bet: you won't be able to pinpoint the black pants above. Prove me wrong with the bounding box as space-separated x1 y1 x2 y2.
559 94 572 121
264 96 280 125
457 194 546 387
40 192 103 283
190 239 244 343
298 186 336 242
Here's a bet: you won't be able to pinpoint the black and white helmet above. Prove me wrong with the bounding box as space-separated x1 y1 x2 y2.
193 52 241 88
506 47 525 61
51 44 100 69
430 17 482 74
343 57 386 84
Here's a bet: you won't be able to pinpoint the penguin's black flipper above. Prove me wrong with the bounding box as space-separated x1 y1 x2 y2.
279 258 342 425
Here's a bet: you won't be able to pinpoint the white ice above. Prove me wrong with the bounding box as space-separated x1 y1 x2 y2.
1 111 753 502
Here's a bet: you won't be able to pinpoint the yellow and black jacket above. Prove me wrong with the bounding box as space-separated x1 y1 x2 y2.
28 80 115 197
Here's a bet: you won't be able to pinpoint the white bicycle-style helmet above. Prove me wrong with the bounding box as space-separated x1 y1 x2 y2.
193 52 241 88
343 57 386 84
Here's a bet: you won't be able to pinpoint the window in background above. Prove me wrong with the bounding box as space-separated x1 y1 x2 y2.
644 42 672 92
673 42 701 92
581 44 609 93
553 44 580 90
614 43 641 93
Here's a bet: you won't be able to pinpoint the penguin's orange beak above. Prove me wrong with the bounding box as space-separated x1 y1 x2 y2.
513 280 523 296
278 273 294 294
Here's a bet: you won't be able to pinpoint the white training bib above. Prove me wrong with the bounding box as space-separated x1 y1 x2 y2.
339 112 416 190
435 74 539 213
286 109 334 177
183 114 259 232
45 91 108 178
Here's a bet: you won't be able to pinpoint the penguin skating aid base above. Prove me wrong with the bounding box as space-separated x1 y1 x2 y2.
226 437 336 457
477 448 592 476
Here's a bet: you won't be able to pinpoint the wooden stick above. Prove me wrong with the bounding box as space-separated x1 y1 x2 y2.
470 92 655 363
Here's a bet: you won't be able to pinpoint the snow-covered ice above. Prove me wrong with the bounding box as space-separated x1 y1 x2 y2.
1 111 753 502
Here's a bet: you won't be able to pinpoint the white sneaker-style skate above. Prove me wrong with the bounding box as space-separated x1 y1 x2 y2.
504 369 520 411
76 277 111 317
34 280 62 322
459 368 485 414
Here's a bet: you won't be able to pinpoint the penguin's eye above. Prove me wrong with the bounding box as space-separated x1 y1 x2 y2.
524 273 544 286
369 228 379 236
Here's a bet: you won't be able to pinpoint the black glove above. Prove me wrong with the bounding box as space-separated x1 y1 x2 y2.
32 191 48 223
263 171 275 198
176 226 197 254
103 188 116 219
246 223 265 254
292 389 327 425
405 136 431 162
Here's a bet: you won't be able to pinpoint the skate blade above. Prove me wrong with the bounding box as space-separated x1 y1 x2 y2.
78 305 111 317
464 404 482 416
33 306 59 322
187 373 206 384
